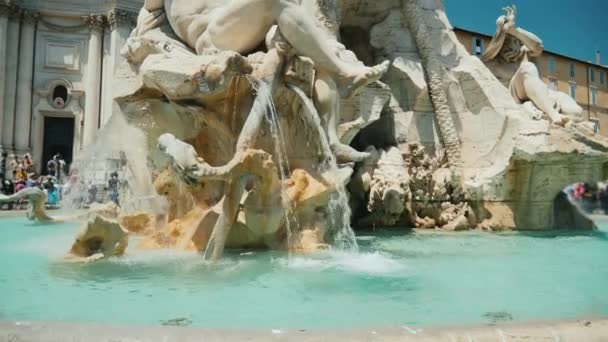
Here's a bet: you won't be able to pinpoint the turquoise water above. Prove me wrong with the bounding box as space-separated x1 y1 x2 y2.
1 216 607 329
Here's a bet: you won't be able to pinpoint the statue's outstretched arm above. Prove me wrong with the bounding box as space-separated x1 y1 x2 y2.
482 5 544 61
133 0 166 37
502 6 543 57
144 0 164 11
482 17 508 62
507 27 544 57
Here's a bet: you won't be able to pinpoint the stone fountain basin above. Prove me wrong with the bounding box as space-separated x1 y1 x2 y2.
2 318 607 341
1 215 608 333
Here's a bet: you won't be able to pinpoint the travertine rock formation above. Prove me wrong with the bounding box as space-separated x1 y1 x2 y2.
87 202 121 220
119 212 156 236
350 146 410 227
68 216 129 262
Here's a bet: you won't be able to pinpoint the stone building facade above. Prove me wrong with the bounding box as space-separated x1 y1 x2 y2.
0 0 140 173
455 27 608 135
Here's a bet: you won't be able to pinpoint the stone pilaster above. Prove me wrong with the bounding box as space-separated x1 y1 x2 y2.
13 9 39 154
1 5 20 154
101 12 115 127
100 9 136 126
108 9 138 31
0 1 14 152
81 14 105 147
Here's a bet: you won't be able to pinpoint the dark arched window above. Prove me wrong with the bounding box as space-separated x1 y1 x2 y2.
52 85 68 109
52 85 68 103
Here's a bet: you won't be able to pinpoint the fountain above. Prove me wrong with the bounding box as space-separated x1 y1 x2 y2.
4 1 608 337
54 0 608 262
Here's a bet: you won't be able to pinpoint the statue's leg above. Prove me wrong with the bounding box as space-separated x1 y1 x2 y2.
521 73 568 126
274 0 389 98
315 71 370 163
198 0 389 98
511 61 568 127
195 0 276 55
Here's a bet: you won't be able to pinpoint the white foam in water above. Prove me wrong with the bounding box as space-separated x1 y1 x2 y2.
278 250 408 276
114 248 200 265
279 256 328 271
14 225 79 258
355 236 377 241
330 251 407 275
95 247 253 276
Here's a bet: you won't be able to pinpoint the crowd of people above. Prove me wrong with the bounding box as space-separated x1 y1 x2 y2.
565 182 608 214
0 153 125 210
0 153 66 209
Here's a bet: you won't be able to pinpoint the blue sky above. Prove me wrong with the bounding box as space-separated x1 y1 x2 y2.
444 0 608 64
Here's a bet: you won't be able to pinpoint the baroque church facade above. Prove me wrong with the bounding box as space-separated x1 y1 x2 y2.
0 0 142 172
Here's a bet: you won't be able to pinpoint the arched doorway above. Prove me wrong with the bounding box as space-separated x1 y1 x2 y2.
32 79 84 176
41 117 74 175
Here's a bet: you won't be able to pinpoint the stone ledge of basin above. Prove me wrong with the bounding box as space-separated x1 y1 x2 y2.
1 318 607 342
0 210 29 218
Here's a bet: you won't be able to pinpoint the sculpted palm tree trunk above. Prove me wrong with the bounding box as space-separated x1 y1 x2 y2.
400 0 461 166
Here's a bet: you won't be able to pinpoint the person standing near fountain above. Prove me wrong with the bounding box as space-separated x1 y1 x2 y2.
106 172 120 206
46 158 57 178
87 181 98 205
23 154 34 174
15 162 26 184
51 153 66 182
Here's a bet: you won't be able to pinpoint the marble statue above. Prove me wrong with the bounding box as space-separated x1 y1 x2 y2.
0 188 51 221
110 0 397 260
482 6 582 125
126 0 389 163
137 0 388 95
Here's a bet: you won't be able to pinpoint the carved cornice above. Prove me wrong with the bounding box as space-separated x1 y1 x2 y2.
21 9 40 25
1 1 23 22
1 6 41 24
0 0 15 18
81 14 106 31
107 9 137 31
106 11 116 31
2 2 135 30
39 17 88 33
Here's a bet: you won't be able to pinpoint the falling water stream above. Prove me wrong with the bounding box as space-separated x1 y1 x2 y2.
246 77 357 250
289 85 358 250
247 78 300 246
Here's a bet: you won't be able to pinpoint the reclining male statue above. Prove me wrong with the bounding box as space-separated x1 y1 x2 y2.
133 0 390 162
482 5 582 126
